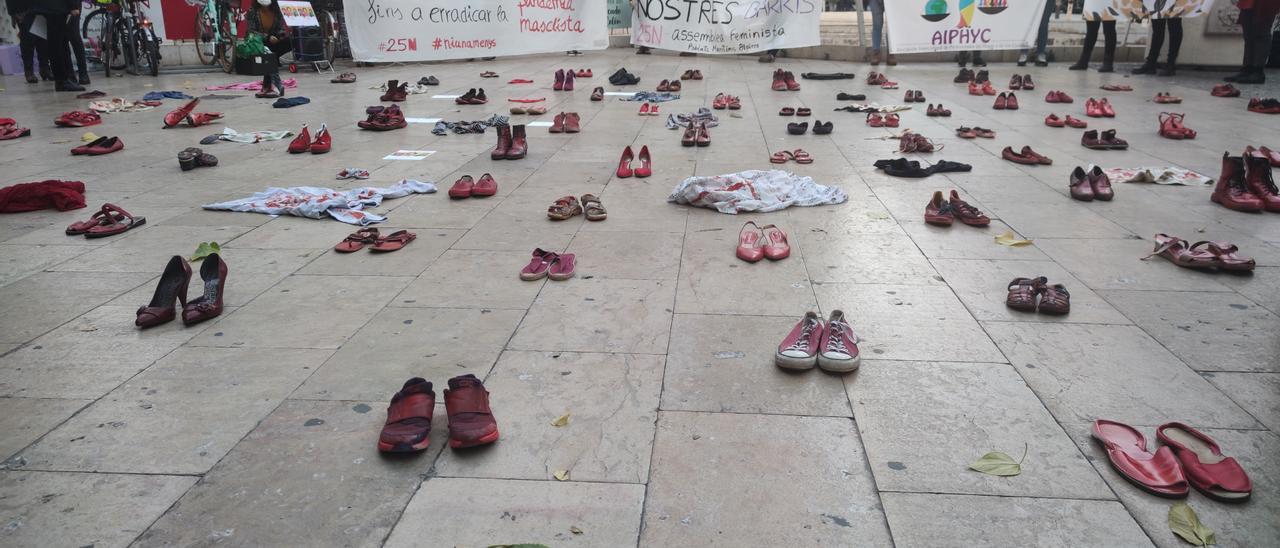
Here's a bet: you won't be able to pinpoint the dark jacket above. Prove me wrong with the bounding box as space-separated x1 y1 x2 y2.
30 0 77 15
246 3 288 40
6 0 34 18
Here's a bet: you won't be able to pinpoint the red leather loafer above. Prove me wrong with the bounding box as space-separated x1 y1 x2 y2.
1045 114 1065 127
1006 92 1019 110
449 175 475 198
1020 146 1052 165
993 92 1008 110
472 173 497 197
1002 146 1037 165
1089 166 1114 201
1157 423 1252 502
1070 166 1095 201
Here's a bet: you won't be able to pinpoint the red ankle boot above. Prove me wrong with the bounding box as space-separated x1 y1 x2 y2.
1212 153 1265 212
310 124 331 154
492 124 512 160
506 124 527 159
288 124 311 153
1243 152 1280 212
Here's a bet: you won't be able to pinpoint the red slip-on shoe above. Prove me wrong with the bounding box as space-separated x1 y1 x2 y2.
818 309 860 373
136 255 192 329
634 145 653 178
955 127 978 139
866 113 884 127
1100 98 1116 117
948 190 990 226
1006 92 1019 110
1156 423 1252 502
695 123 710 147
1057 90 1074 103
736 221 765 262
56 111 103 128
775 311 823 370
563 69 575 91
1045 114 1066 127
668 79 682 92
616 145 635 178
553 69 565 91
378 378 435 453
472 173 498 197
1085 98 1102 117
639 102 651 116
590 86 604 101
310 124 331 154
924 190 954 226
1092 419 1189 498
968 81 983 96
1212 153 1266 212
982 81 997 96
162 99 199 128
1045 90 1060 103
1089 166 1114 201
1021 146 1053 165
186 112 223 127
993 92 1008 110
903 89 916 103
1021 74 1035 90
181 252 227 325
548 253 575 281
1211 83 1241 97
71 136 109 155
973 127 996 138
656 79 670 92
884 113 900 128
760 224 790 260
444 374 500 449
84 136 124 156
448 175 475 199
683 123 699 146
1002 146 1037 165
1070 166 1095 201
784 71 800 91
1065 115 1088 128
520 248 556 281
288 124 311 153
564 112 581 133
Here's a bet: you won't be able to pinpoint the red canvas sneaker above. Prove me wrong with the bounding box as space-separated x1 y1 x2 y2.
818 309 860 373
310 124 331 154
378 378 435 453
444 374 499 449
775 311 823 370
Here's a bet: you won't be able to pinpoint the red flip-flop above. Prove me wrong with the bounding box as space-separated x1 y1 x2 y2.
83 203 145 238
334 227 380 253
66 204 124 235
1092 419 1189 498
370 230 416 252
1156 422 1252 502
520 248 556 281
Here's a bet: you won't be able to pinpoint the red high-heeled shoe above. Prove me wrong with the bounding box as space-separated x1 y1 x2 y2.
288 124 311 153
310 124 331 153
182 253 227 326
635 145 653 178
136 255 192 328
616 145 635 178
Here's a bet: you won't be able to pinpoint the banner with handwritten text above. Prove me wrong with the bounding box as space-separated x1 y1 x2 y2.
342 0 608 61
629 0 821 54
884 0 1048 54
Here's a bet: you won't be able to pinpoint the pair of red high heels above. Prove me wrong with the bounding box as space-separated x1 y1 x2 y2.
136 254 227 329
287 124 332 154
616 145 652 178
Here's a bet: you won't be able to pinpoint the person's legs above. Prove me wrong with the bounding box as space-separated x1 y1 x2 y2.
65 13 89 84
1033 0 1054 64
1235 10 1275 83
45 13 80 90
1071 19 1101 70
1100 20 1118 72
19 12 40 82
1158 17 1182 75
972 49 986 66
1134 18 1166 74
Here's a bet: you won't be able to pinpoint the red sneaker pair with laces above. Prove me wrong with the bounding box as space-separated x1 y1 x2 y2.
378 375 499 453
776 310 860 373
925 190 990 227
287 124 332 154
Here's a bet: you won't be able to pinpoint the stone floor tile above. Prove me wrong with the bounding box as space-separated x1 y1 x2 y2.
662 313 852 417
391 249 545 310
433 351 662 483
133 400 440 547
297 228 462 276
186 274 412 349
0 398 87 462
798 230 944 285
985 323 1259 429
850 360 1111 499
564 230 683 280
1202 372 1280 432
47 225 254 273
1216 266 1280 314
813 283 1005 362
1101 290 1280 373
0 271 154 344
0 244 89 287
384 478 645 548
642 411 891 546
881 493 1153 548
14 347 329 474
1066 425 1280 548
932 258 1132 324
227 216 373 250
509 278 674 354
452 206 580 251
294 307 523 401
676 228 817 316
0 471 196 548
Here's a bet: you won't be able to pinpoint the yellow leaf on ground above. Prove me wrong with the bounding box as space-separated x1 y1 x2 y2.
81 132 99 142
553 470 569 481
569 526 583 535
994 231 1033 247
551 413 570 427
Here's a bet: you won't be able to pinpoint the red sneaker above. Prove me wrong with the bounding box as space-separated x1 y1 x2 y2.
924 190 954 226
444 374 499 449
775 311 823 370
310 124 331 154
56 110 103 128
784 71 800 91
949 190 990 226
818 310 860 373
377 378 435 453
1212 152 1265 212
449 175 475 198
288 124 311 153
771 69 787 91
472 173 498 197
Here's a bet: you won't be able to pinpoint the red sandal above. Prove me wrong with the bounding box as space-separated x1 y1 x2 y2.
1158 112 1196 140
370 230 416 252
66 204 125 235
791 149 813 164
1192 241 1255 272
83 203 145 238
334 227 380 253
1005 277 1044 312
1146 234 1219 269
769 150 793 164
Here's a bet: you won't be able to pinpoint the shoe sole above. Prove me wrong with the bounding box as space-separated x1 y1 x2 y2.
817 354 860 373
378 437 431 453
450 429 500 449
775 352 817 370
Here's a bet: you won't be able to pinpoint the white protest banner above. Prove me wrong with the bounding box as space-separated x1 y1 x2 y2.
885 0 1049 54
1082 0 1215 20
630 0 821 54
342 0 608 62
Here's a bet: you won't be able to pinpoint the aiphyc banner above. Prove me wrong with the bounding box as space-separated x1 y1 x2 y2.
630 0 822 54
1081 0 1216 21
342 0 609 62
884 0 1049 54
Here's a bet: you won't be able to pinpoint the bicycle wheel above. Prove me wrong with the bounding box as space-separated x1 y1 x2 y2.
216 10 236 73
194 9 218 65
118 18 137 75
140 29 159 76
82 9 109 64
317 10 337 64
100 17 116 77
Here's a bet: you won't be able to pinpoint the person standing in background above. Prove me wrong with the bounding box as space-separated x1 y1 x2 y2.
64 2 88 84
1228 0 1278 84
1132 14 1182 76
1017 0 1055 66
6 0 51 83
1069 9 1118 72
33 0 82 91
246 0 290 97
865 0 895 66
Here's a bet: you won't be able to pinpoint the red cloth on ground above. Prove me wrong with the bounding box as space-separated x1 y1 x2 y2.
0 181 88 213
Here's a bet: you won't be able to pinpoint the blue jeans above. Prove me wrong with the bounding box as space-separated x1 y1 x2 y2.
1022 1 1054 56
867 0 886 52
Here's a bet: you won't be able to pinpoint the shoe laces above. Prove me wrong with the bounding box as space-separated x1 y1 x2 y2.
951 199 983 218
825 322 852 354
786 320 818 353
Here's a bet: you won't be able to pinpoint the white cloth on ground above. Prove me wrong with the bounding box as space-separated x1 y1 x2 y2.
218 127 294 143
202 179 437 225
1103 166 1213 185
668 169 847 214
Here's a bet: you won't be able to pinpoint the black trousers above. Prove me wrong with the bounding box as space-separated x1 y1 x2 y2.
260 37 292 87
1147 17 1183 63
18 12 49 76
41 12 73 82
1240 9 1277 71
66 13 87 76
1078 19 1117 65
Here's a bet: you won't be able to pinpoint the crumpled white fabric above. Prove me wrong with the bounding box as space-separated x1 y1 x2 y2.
1103 166 1213 186
202 179 437 225
218 127 294 143
668 169 847 214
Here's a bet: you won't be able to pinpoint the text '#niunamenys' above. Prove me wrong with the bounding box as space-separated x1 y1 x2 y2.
636 0 817 24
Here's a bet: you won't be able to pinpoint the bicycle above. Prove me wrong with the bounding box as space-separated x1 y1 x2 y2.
193 0 243 74
82 0 161 76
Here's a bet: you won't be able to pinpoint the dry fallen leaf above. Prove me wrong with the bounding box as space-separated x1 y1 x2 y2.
994 231 1033 247
569 526 583 535
551 413 570 427
553 470 569 481
1169 502 1216 546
